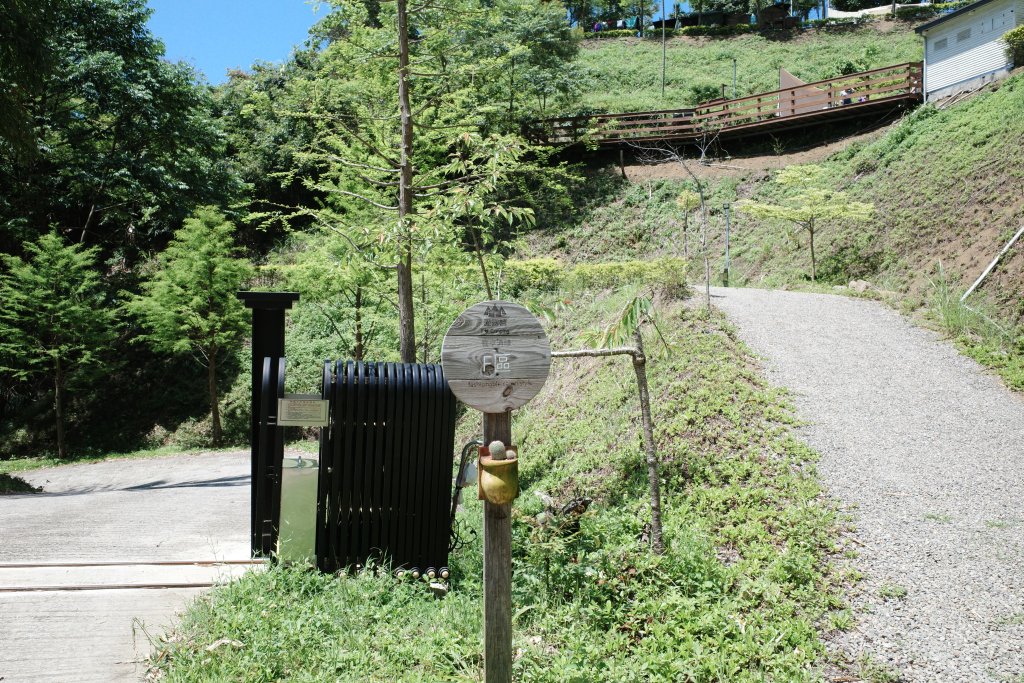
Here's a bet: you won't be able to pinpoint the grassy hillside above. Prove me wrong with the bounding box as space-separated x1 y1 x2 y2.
524 72 1024 388
577 22 922 113
151 290 850 682
730 73 1024 387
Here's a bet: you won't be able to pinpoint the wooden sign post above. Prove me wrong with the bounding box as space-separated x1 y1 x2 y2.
442 301 551 683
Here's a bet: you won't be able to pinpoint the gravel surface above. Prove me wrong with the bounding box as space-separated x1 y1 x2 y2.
710 287 1024 682
0 451 252 682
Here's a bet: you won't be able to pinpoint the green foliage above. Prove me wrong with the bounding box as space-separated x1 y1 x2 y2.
1005 25 1024 66
130 208 252 358
502 257 689 298
211 58 323 248
0 0 67 154
929 263 1024 391
0 473 41 494
0 0 237 260
128 207 252 444
736 165 873 281
0 232 117 457
889 5 938 20
276 0 582 356
0 233 115 380
152 295 841 681
584 23 755 40
576 25 921 112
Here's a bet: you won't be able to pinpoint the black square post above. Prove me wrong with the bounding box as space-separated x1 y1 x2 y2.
237 291 300 557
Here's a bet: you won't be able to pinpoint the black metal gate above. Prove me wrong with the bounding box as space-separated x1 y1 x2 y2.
316 361 457 574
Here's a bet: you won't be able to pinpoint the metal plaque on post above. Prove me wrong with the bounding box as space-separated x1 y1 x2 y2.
277 394 330 427
440 301 551 413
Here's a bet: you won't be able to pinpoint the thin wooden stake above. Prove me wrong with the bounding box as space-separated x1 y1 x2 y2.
482 411 513 683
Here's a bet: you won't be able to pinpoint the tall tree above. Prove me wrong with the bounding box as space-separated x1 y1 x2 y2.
0 233 117 458
0 0 66 155
0 0 236 262
290 0 578 361
128 208 252 445
736 165 874 281
211 57 322 251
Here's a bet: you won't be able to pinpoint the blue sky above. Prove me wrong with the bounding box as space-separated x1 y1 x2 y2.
146 1 325 84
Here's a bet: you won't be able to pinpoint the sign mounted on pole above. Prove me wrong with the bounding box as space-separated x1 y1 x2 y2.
441 300 551 683
440 301 551 413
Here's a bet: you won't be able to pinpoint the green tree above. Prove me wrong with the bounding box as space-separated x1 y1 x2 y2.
0 0 236 261
736 165 874 281
129 208 252 445
0 0 67 155
288 0 577 362
0 233 117 458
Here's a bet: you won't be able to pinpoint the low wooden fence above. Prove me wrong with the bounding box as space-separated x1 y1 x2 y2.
529 62 923 147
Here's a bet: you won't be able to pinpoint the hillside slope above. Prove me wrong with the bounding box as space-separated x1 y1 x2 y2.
520 71 1024 386
577 22 922 112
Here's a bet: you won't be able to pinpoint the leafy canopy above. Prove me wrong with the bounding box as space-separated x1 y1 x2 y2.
0 0 236 260
128 207 252 361
736 165 874 228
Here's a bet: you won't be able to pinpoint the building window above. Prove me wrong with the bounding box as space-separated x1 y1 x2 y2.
935 37 948 50
957 27 972 42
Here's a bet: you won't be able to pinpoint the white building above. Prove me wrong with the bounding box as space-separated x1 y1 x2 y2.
916 0 1023 101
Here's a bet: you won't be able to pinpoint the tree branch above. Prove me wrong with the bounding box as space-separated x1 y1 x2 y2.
552 347 640 360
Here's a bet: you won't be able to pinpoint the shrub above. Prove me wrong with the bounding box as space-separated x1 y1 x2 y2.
583 24 755 40
889 5 937 20
502 257 564 294
828 0 875 11
503 257 689 298
1005 25 1024 66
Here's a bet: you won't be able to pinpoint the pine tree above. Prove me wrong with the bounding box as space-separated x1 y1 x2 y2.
0 232 117 458
129 207 252 445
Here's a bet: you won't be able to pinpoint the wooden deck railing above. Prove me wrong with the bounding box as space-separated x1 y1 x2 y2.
528 62 923 146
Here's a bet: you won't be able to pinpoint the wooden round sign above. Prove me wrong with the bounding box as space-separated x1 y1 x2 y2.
441 301 551 413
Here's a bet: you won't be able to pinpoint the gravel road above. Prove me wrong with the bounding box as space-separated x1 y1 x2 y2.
711 287 1024 682
0 451 252 682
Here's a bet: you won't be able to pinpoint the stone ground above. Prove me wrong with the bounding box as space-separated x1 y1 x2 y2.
711 287 1024 682
0 451 252 682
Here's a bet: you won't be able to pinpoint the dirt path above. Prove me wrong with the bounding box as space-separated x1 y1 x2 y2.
0 451 253 682
710 287 1024 682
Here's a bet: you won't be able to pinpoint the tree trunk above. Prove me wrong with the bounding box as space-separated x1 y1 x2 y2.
472 226 493 299
631 329 664 554
396 0 417 363
354 286 364 361
421 272 429 363
54 357 67 459
209 349 222 446
682 212 688 259
808 219 816 282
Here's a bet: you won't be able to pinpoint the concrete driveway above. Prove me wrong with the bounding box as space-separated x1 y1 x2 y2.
0 451 253 682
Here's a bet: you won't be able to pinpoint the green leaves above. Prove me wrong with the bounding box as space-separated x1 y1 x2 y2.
128 207 252 360
0 232 118 456
735 165 875 226
735 164 875 280
0 0 235 260
0 232 116 379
